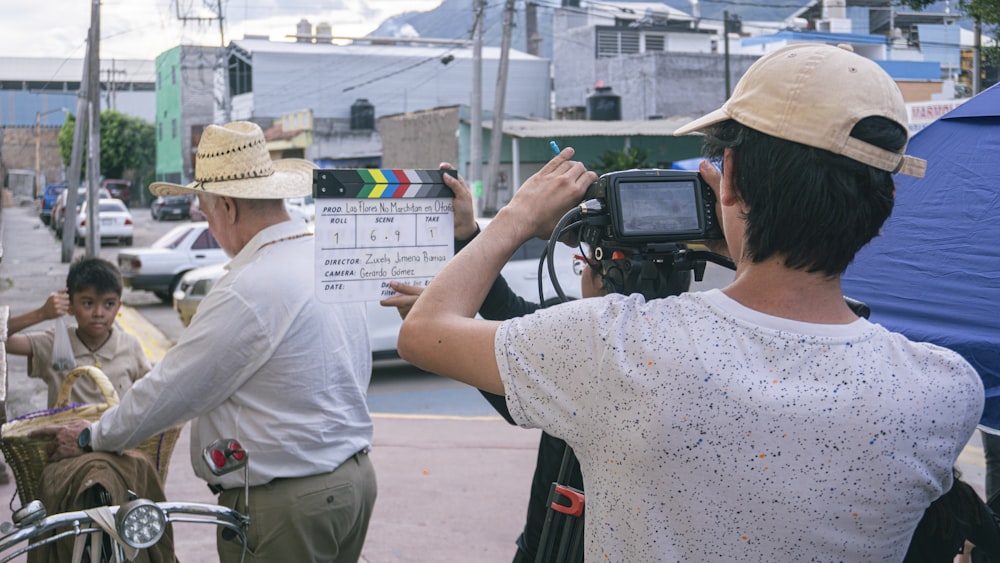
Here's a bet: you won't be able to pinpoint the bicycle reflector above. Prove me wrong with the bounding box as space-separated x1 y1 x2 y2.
116 498 167 549
202 438 248 476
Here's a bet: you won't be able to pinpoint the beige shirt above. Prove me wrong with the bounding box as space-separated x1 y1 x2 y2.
26 324 152 407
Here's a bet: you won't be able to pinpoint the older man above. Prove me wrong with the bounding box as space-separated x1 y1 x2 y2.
40 121 377 562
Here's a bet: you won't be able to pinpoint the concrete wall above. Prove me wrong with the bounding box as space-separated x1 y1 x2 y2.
555 48 759 121
0 127 63 199
308 126 383 163
380 107 459 170
898 81 949 103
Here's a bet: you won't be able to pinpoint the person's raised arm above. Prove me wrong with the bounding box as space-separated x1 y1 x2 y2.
397 148 596 394
440 162 477 241
6 290 70 356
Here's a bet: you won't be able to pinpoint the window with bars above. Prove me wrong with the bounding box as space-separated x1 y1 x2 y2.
595 27 667 58
645 34 665 51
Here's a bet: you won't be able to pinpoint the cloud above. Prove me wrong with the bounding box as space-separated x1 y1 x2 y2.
0 0 444 61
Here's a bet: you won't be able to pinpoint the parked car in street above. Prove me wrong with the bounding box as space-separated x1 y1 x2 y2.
51 186 112 238
151 195 192 221
101 179 132 205
171 220 582 357
38 183 67 225
189 198 206 221
118 222 227 302
285 196 315 224
74 198 134 246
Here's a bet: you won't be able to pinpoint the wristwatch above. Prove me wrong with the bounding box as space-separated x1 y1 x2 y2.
77 427 93 453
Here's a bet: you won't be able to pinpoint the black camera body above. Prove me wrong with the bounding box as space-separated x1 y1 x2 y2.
579 169 723 249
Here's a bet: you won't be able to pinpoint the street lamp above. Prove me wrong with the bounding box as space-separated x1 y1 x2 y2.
34 107 69 201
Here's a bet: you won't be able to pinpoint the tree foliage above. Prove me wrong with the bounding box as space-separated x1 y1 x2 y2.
587 147 651 177
58 110 155 181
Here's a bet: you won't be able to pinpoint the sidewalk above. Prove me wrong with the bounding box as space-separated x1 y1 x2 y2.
0 204 540 561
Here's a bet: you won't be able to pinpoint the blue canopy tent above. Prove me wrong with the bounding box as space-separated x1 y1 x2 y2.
842 84 1000 429
671 157 703 171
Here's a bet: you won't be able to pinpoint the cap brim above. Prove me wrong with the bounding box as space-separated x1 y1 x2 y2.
150 159 317 199
673 107 732 137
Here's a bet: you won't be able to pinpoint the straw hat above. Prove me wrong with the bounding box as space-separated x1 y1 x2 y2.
150 121 316 199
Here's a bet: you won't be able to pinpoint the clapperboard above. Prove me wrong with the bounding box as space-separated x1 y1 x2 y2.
312 169 457 303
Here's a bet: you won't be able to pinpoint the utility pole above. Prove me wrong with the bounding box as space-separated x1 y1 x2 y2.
217 0 230 122
86 99 101 256
34 112 42 201
63 0 100 262
484 0 516 214
470 0 484 213
104 59 126 111
85 0 102 257
973 17 982 95
724 10 731 99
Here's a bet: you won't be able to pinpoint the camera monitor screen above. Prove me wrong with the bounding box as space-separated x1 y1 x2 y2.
617 180 700 236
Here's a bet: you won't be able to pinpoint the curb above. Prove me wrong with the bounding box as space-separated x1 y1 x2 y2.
116 305 172 363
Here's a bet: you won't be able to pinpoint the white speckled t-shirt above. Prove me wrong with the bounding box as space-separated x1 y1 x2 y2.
495 288 983 562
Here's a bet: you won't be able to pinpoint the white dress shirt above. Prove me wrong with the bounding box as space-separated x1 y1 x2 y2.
93 220 373 488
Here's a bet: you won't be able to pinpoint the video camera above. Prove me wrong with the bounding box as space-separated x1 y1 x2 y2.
543 168 734 303
579 169 724 249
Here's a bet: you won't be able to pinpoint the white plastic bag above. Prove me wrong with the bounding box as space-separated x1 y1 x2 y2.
51 316 76 371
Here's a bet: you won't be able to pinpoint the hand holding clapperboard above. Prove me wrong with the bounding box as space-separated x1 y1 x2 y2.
313 168 457 303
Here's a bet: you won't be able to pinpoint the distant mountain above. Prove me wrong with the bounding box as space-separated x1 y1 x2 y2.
366 0 816 59
368 0 557 59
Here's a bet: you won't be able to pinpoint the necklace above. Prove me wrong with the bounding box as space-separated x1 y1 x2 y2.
76 328 112 369
257 232 313 252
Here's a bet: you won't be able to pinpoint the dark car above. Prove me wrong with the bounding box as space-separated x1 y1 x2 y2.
38 183 67 225
151 195 191 221
101 179 132 205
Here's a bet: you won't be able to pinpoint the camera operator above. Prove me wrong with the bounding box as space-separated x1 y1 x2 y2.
382 163 691 562
397 43 983 560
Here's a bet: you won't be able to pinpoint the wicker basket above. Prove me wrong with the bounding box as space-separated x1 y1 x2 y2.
0 366 182 506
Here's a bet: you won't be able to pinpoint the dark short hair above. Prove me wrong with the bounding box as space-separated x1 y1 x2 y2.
66 256 123 298
700 116 905 277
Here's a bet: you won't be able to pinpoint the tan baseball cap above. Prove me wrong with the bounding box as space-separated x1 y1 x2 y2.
674 43 925 178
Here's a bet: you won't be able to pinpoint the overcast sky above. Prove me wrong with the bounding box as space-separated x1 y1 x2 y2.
1 0 444 61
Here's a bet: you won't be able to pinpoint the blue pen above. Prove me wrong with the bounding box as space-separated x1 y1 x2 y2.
550 141 561 156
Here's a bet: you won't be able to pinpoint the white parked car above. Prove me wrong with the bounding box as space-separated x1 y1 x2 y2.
75 198 134 246
118 222 228 302
51 186 112 239
171 221 582 358
285 196 315 224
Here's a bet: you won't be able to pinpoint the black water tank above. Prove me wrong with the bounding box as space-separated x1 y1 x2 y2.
586 86 621 121
351 98 375 130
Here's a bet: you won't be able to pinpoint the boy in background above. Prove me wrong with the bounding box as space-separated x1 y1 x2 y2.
6 256 150 406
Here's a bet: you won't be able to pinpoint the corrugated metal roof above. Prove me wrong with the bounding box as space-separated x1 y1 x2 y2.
0 57 157 83
231 37 544 61
488 118 696 138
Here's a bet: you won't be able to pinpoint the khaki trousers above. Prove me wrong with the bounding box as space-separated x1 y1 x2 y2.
217 451 377 563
